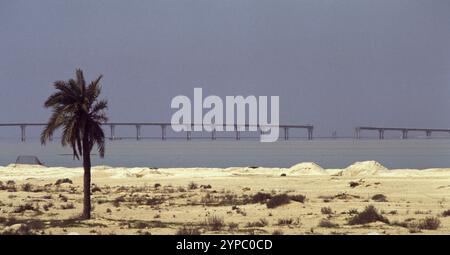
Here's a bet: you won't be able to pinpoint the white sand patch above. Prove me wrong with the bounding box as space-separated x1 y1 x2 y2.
92 165 113 170
379 168 450 177
1 161 450 181
6 163 47 169
288 162 327 175
109 167 168 179
336 161 388 177
224 167 287 176
162 168 233 178
0 165 83 181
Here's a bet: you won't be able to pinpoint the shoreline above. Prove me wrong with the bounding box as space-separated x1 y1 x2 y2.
2 161 450 181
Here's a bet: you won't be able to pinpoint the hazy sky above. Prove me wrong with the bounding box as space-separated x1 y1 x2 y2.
1 0 450 136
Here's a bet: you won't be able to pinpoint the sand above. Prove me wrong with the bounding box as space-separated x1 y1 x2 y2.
0 161 449 235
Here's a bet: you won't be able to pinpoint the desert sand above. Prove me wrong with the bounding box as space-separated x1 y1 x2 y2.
0 160 449 235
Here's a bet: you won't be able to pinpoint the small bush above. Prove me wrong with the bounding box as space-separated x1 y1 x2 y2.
42 203 54 211
154 183 161 189
418 217 440 230
318 219 339 228
442 209 450 217
200 184 212 189
13 203 40 213
272 230 284 235
60 203 75 210
348 208 359 215
348 205 389 225
113 196 126 207
334 192 361 200
289 194 306 203
91 186 102 193
205 215 225 231
58 194 68 202
321 207 333 215
277 218 294 225
176 225 201 235
188 182 198 190
349 181 360 188
252 192 272 204
246 218 268 228
0 180 17 192
1 224 35 235
371 194 388 202
132 196 165 206
27 220 46 230
228 222 239 231
55 178 73 185
21 183 33 192
266 194 290 209
407 223 422 233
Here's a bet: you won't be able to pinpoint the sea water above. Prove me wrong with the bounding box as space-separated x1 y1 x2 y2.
1 138 450 169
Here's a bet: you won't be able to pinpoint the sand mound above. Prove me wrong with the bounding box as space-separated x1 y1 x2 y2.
92 165 113 170
289 162 327 175
223 167 283 176
0 166 82 181
6 164 47 169
337 161 388 177
110 167 166 179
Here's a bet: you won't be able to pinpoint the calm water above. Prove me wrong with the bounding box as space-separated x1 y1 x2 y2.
1 138 450 169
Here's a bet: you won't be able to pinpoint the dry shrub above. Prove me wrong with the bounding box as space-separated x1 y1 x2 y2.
266 194 290 209
176 225 201 235
348 205 389 225
205 215 225 231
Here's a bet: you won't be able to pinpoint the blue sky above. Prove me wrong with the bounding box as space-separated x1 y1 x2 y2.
1 0 450 136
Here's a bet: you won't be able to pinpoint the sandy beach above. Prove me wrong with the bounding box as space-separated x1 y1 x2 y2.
0 160 449 235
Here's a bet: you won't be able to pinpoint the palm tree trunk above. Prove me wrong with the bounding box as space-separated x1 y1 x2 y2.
82 138 92 219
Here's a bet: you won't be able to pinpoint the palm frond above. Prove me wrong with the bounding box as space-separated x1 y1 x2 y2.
89 121 105 158
86 75 103 105
42 69 107 161
90 100 108 114
75 69 86 92
40 108 66 144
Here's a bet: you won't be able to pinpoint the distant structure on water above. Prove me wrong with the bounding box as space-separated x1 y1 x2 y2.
15 155 44 165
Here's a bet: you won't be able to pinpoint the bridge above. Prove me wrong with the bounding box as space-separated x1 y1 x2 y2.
0 123 314 142
355 126 450 139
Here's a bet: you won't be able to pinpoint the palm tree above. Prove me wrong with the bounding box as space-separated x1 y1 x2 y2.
41 69 108 219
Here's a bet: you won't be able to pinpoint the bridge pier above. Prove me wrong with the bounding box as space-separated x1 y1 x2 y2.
259 126 265 138
161 125 167 140
211 128 216 140
187 130 191 140
307 127 313 140
20 125 26 142
379 129 384 140
426 130 432 137
186 124 193 140
110 125 116 140
355 128 361 139
402 130 408 139
235 125 240 140
284 127 289 140
136 125 141 140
